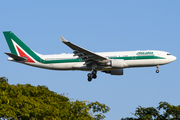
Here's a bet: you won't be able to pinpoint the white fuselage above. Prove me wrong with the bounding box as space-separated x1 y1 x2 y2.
10 50 176 71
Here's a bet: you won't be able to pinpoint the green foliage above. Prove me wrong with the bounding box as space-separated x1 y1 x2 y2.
0 77 110 120
121 102 180 120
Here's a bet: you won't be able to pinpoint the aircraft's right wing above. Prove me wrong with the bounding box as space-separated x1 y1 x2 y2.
60 37 108 64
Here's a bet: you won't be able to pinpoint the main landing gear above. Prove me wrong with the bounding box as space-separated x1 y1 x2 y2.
87 70 97 82
156 65 159 73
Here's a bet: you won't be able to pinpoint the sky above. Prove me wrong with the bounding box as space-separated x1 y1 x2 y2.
0 1 180 119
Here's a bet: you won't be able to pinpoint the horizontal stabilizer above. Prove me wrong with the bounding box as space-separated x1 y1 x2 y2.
4 52 27 61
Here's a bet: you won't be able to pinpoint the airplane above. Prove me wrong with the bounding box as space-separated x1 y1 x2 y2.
3 31 176 82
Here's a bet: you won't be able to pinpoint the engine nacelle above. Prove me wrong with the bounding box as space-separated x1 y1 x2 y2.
110 59 128 68
102 69 123 75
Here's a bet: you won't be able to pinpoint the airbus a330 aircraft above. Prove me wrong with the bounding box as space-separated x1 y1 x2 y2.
3 31 176 82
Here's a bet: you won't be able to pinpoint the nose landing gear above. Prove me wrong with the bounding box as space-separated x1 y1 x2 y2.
87 70 97 82
156 65 159 73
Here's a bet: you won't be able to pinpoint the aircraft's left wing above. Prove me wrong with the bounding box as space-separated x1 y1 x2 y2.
60 36 108 64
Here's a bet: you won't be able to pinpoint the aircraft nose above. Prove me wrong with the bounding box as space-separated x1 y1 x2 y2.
172 56 177 61
167 55 176 63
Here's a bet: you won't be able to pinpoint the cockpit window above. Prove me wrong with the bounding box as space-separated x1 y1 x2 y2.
167 53 171 55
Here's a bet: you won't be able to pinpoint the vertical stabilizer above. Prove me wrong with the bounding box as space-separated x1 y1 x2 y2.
3 31 41 63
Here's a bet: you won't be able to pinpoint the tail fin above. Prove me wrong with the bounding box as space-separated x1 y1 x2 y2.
3 31 41 63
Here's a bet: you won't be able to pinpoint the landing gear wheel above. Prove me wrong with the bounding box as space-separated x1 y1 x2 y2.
156 65 159 73
87 73 91 77
91 70 97 79
87 70 97 82
87 73 92 82
88 77 92 82
92 70 97 75
92 74 97 79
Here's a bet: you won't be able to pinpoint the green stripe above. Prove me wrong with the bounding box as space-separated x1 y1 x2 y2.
43 59 81 64
42 56 165 64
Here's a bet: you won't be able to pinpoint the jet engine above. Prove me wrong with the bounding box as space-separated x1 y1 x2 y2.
106 59 128 68
102 69 123 75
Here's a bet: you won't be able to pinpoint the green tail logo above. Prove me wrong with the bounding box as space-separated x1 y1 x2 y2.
3 31 41 63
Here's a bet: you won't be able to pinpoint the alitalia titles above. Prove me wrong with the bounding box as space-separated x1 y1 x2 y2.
136 52 154 56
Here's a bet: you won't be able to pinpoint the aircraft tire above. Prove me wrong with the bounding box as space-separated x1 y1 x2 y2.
156 70 159 73
87 73 91 77
88 77 92 82
92 74 97 79
92 70 97 74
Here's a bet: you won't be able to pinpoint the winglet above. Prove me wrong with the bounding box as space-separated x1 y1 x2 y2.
60 36 68 43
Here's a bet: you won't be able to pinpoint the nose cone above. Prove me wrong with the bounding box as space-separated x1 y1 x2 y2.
165 55 176 64
172 55 177 61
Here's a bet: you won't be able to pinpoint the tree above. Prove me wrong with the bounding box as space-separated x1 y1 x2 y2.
0 77 110 120
121 102 180 120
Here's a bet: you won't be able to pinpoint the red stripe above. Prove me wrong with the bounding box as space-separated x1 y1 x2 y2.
16 46 35 63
